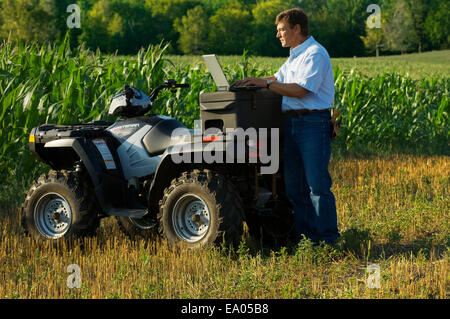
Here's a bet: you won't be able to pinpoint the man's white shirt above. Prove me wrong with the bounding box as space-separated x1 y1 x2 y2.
275 36 334 111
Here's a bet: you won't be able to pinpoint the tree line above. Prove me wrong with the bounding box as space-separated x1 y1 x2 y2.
0 0 448 57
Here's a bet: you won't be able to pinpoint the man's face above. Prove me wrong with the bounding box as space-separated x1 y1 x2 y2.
276 21 301 48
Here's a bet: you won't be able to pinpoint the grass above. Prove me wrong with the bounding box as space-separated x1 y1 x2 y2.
0 154 448 299
332 50 450 79
168 50 450 79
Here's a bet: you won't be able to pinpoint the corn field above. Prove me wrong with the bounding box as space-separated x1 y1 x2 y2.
0 37 449 200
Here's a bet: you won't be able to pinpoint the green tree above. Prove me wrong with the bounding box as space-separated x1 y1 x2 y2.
208 0 251 55
145 0 201 53
110 0 155 53
199 0 227 13
0 0 57 42
296 0 370 57
405 0 430 53
79 0 116 52
175 5 208 55
199 0 258 13
383 0 419 53
250 0 294 56
79 0 154 54
424 0 449 49
362 26 384 57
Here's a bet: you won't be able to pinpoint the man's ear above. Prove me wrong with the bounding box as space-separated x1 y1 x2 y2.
295 24 301 35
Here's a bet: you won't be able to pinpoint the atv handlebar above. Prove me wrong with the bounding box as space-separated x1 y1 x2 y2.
149 79 190 102
166 79 190 89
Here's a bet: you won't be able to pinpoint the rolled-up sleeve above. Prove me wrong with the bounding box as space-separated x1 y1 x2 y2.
275 63 286 82
294 53 326 95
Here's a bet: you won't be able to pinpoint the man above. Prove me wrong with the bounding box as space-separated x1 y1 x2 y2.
232 8 339 245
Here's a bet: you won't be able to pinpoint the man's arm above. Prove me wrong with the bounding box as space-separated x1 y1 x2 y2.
266 81 309 99
231 76 276 86
232 76 309 99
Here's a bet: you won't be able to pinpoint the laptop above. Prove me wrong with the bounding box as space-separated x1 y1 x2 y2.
202 54 264 92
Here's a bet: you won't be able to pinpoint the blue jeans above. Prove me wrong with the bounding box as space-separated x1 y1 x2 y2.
283 111 339 245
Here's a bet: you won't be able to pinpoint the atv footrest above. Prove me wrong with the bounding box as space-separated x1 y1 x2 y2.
107 208 148 218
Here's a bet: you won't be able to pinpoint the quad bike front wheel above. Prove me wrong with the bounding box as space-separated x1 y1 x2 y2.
21 170 100 241
158 169 245 248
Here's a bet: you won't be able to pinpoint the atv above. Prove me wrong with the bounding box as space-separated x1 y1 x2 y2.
21 79 295 248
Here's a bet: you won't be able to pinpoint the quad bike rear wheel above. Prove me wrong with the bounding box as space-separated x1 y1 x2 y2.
158 169 245 248
20 170 100 241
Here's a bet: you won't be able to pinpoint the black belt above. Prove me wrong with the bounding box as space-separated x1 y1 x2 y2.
284 109 330 117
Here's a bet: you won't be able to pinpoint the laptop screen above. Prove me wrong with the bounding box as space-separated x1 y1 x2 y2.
202 54 230 91
203 54 264 92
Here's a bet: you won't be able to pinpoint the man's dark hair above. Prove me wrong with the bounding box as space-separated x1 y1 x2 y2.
275 8 309 37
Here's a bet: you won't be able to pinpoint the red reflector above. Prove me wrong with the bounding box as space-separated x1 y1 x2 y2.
202 136 221 142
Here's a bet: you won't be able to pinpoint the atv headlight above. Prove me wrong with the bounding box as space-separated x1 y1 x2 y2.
29 134 35 143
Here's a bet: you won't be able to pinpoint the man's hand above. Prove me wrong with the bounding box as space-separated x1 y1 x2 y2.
232 76 309 98
231 77 268 87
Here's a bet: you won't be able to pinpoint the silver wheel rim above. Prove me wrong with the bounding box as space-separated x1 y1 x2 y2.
172 194 210 243
34 193 72 239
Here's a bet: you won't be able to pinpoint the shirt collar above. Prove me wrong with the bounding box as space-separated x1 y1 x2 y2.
289 36 314 60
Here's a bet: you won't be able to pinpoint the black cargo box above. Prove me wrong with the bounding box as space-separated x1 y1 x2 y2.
199 89 283 133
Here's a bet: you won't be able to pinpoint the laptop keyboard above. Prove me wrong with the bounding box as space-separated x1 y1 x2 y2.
229 85 264 92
